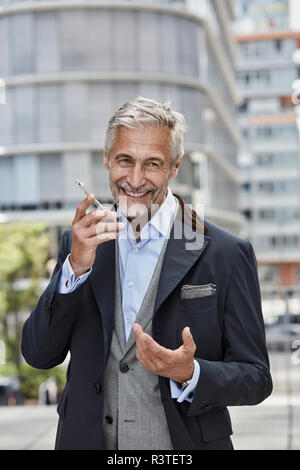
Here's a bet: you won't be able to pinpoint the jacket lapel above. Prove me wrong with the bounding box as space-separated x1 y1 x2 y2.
154 197 209 314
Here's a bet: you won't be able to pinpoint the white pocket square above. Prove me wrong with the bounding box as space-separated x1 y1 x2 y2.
181 283 216 299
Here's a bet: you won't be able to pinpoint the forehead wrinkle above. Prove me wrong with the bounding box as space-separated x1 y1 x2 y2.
109 126 172 164
112 143 170 163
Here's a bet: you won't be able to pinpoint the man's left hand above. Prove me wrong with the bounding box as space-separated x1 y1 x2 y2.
132 323 196 383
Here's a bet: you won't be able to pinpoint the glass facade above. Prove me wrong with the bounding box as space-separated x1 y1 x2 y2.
237 31 300 273
235 0 290 33
237 67 298 94
238 37 296 60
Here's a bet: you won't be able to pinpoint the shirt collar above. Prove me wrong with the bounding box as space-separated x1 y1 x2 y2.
117 188 177 241
148 188 177 238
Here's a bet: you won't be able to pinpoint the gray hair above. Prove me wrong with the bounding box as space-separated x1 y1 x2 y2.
104 96 187 165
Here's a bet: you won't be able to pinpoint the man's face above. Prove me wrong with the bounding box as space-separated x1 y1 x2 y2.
103 126 181 219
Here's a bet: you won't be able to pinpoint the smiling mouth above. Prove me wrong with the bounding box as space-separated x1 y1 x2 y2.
120 188 151 199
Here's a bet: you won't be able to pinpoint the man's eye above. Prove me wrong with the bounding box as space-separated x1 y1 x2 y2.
146 162 159 169
119 159 131 165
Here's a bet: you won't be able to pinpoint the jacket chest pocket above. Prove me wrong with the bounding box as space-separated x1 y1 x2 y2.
180 284 217 312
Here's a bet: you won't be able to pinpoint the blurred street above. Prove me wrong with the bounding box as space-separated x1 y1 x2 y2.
230 391 300 450
0 352 299 450
0 404 57 450
230 350 300 450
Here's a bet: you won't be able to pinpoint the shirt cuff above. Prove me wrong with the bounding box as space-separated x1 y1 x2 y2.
57 254 92 294
169 359 200 404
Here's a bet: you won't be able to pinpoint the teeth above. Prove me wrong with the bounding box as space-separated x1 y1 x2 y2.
125 190 147 198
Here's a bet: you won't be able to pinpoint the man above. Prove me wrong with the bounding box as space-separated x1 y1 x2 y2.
21 97 272 450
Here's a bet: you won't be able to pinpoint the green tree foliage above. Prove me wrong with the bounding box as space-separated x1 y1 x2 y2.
0 222 50 368
1 362 66 400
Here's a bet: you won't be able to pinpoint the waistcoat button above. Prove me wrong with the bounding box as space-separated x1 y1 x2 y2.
119 362 129 373
105 415 113 424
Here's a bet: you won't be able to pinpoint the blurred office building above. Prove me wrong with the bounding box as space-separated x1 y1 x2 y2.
0 0 243 253
235 0 300 286
234 0 290 33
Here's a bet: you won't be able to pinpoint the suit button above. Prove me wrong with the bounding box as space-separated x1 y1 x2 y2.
105 415 113 424
94 383 101 394
119 362 129 373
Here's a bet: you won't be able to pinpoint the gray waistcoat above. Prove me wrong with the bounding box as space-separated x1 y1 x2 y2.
102 236 173 450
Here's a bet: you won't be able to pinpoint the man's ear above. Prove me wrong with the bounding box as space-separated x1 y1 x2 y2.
103 151 109 170
170 155 183 179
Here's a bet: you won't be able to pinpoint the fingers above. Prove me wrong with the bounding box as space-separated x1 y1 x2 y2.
82 208 118 228
83 230 121 247
132 324 196 382
85 220 125 238
72 194 96 225
72 194 118 227
72 196 123 243
132 324 161 353
133 324 172 372
70 195 121 275
133 325 195 357
132 323 143 336
133 324 152 351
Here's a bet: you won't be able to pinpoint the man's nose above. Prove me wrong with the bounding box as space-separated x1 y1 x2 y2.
126 164 146 189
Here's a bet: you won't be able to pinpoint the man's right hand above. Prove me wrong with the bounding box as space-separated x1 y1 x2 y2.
69 194 124 279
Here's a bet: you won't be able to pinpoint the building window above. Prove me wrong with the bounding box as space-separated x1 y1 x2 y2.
256 152 299 167
243 209 252 220
257 179 299 195
275 39 282 52
0 154 63 211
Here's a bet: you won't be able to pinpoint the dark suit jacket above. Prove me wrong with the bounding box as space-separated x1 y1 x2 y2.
21 197 272 450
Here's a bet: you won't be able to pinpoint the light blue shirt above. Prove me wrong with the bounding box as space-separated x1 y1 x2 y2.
58 188 200 403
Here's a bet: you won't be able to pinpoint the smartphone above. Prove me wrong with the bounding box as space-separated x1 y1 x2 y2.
74 179 105 210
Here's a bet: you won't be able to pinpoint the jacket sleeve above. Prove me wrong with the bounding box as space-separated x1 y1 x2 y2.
21 229 83 369
187 241 273 416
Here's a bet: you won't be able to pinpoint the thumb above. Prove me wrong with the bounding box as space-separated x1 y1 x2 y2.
182 327 196 352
